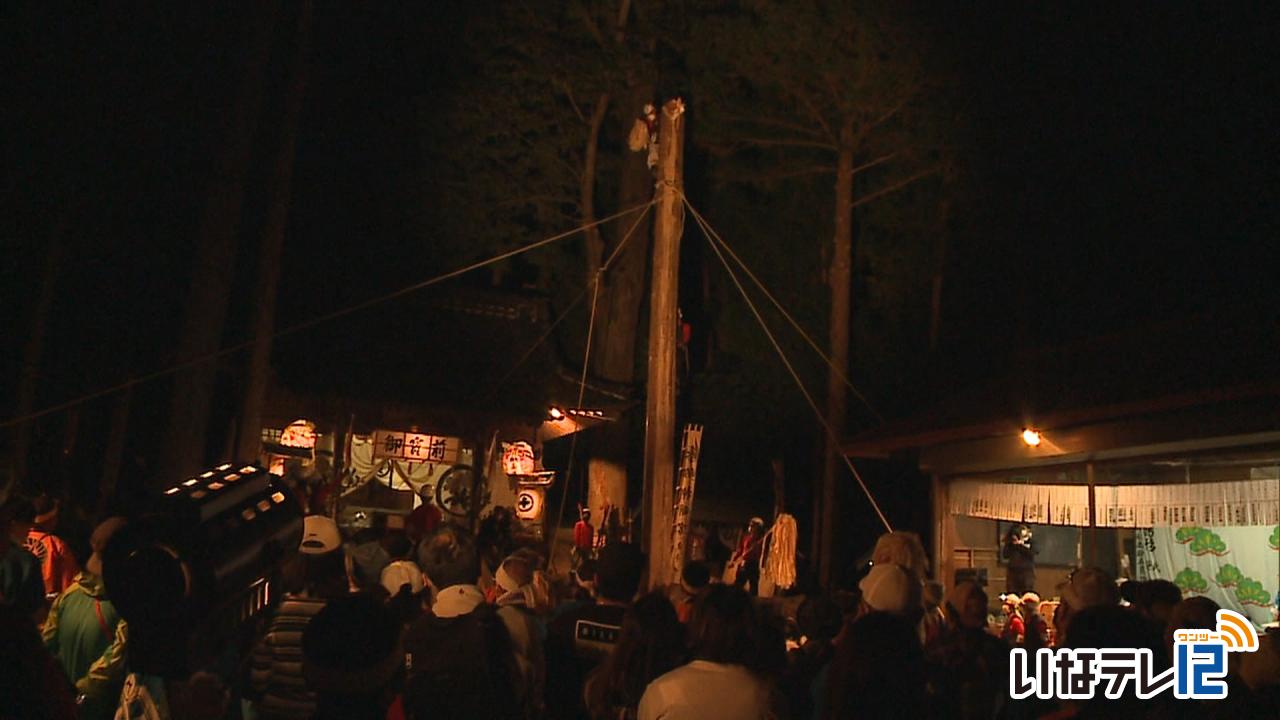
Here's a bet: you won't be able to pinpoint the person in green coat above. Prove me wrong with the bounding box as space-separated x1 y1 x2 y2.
42 517 128 720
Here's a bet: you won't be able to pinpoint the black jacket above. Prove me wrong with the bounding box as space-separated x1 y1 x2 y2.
403 603 521 720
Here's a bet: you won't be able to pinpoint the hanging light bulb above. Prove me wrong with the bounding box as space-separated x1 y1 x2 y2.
1021 428 1043 447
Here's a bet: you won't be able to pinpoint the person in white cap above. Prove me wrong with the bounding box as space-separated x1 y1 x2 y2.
491 553 546 717
299 514 342 556
379 533 424 598
249 516 349 720
857 563 922 618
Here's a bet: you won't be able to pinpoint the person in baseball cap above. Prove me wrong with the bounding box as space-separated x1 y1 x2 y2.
300 515 342 555
858 563 921 616
249 516 348 719
380 533 424 598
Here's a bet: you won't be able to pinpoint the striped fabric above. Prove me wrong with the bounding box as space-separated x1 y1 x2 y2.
250 595 328 719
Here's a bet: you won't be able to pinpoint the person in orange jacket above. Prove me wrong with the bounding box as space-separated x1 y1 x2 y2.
24 495 80 600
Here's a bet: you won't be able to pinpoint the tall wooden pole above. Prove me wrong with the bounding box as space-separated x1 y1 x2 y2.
642 99 685 590
819 137 855 587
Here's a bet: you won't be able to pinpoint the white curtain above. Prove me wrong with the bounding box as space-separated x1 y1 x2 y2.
949 481 1090 526
1096 479 1279 528
951 478 1279 528
1136 525 1279 628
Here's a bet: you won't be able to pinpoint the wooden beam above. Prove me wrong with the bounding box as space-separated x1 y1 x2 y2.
844 383 1280 458
932 474 954 587
915 401 1280 477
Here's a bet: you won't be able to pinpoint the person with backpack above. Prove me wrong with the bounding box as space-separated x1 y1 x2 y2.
302 593 405 720
492 552 548 717
583 592 687 720
403 524 522 719
545 542 646 720
41 517 129 720
249 515 351 720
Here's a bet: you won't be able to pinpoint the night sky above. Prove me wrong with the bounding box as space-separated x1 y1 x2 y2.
5 2 1278 555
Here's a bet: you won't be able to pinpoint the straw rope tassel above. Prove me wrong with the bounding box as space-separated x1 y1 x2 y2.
762 513 798 590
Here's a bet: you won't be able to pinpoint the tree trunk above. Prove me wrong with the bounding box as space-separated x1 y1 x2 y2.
58 406 79 499
594 83 655 385
578 0 647 541
587 457 625 527
819 140 855 587
238 0 312 462
165 1 278 479
98 385 132 516
582 93 610 283
12 218 65 482
587 82 654 536
929 197 950 353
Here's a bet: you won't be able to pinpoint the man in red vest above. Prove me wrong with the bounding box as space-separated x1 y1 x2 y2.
572 506 594 568
406 486 443 545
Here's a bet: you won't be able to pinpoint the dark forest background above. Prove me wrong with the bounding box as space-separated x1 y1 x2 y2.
4 1 1277 581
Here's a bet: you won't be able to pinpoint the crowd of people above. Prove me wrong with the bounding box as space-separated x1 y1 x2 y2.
2 495 129 720
4 491 1280 720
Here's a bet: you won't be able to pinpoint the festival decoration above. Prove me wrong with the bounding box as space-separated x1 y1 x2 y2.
279 420 317 450
670 425 704 581
1235 577 1273 607
502 441 536 476
953 479 1279 528
762 513 798 591
1215 564 1243 588
1175 526 1228 556
1174 567 1209 595
514 487 545 521
372 429 462 464
1138 525 1279 629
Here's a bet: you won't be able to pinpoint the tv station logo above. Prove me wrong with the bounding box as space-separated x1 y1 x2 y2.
1010 609 1260 701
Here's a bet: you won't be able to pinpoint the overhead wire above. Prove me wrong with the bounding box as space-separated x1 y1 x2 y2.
480 202 654 406
478 285 591 406
545 202 654 571
684 194 893 533
0 200 657 431
685 201 883 424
